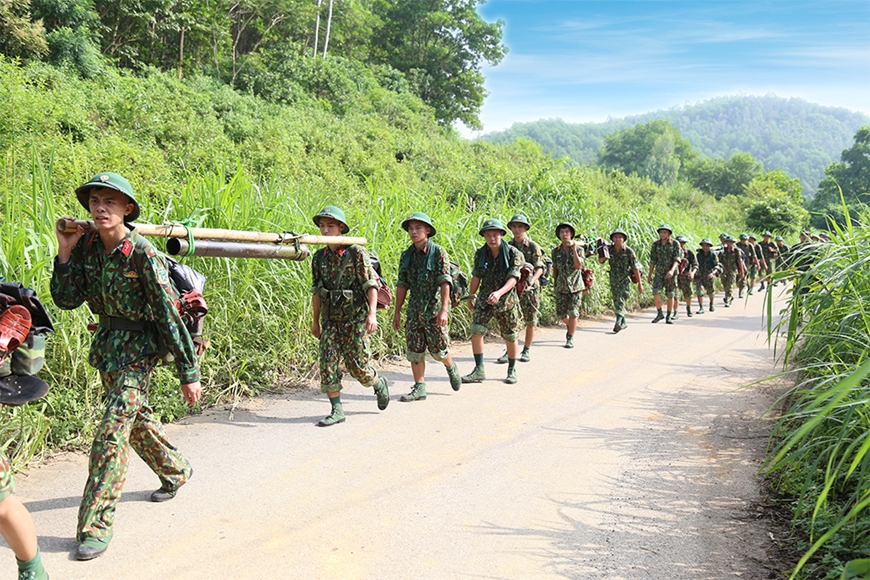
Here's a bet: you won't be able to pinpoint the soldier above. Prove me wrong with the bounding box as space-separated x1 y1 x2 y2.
718 235 746 307
757 231 777 290
675 235 697 318
495 214 544 363
647 224 682 324
775 235 790 272
391 212 461 402
52 172 202 560
599 228 643 333
735 233 755 299
461 219 524 385
310 206 390 425
695 238 721 313
551 222 585 347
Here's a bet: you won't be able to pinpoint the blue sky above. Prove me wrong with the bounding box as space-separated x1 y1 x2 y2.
469 0 870 135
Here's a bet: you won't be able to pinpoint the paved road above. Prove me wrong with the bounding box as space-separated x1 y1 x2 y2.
2 292 786 579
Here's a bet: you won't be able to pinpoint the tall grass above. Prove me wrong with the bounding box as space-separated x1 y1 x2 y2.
764 206 870 579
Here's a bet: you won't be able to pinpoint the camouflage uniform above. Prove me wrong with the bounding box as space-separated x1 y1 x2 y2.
607 245 638 324
649 238 682 298
719 246 744 303
678 249 698 302
471 241 524 341
736 241 754 292
695 249 721 296
51 229 199 543
311 245 380 392
775 241 790 271
396 240 452 362
0 451 13 502
551 244 584 318
758 240 777 275
509 236 545 326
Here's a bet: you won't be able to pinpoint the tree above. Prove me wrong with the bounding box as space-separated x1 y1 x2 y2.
744 169 808 233
370 0 505 129
597 120 697 185
685 151 762 198
809 126 870 227
0 0 48 59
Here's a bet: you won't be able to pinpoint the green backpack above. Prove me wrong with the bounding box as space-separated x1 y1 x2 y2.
449 262 469 307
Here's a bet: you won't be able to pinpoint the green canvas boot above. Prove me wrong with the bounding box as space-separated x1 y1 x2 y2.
317 405 346 427
519 347 531 363
495 350 508 364
374 376 390 410
686 304 693 317
651 310 664 323
565 334 574 348
461 366 486 383
17 549 48 580
671 309 678 320
400 382 427 402
447 362 461 391
709 302 715 311
505 367 518 384
696 304 704 314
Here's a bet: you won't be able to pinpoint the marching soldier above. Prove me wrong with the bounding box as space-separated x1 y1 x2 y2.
392 212 461 402
648 224 682 324
775 235 790 272
757 231 777 290
52 172 202 560
675 235 697 318
736 233 755 298
695 238 721 313
551 222 585 346
310 206 390 425
718 235 746 307
495 214 545 363
599 228 643 333
462 219 525 385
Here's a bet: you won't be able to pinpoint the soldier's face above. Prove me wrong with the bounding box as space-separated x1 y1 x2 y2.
509 223 528 240
611 234 625 248
484 230 502 248
701 244 712 253
658 230 670 241
318 217 343 236
406 221 430 244
88 188 133 230
558 227 573 243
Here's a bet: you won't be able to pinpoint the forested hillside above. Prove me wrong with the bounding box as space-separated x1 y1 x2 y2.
482 95 870 197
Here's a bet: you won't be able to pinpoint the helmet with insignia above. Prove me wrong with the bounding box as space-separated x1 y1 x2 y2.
723 235 736 243
676 235 688 243
479 218 507 236
700 238 713 246
401 211 436 237
313 206 349 234
763 230 773 237
749 233 757 240
75 172 139 222
775 235 783 241
507 213 531 229
657 224 672 235
610 228 628 242
739 233 749 240
554 221 576 238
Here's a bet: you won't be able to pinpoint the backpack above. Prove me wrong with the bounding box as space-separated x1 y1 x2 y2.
358 249 392 310
448 262 469 308
538 256 554 287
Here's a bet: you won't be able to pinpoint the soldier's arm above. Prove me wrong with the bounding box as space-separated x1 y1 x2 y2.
392 286 407 330
467 276 481 312
50 237 89 310
529 246 544 284
311 253 323 338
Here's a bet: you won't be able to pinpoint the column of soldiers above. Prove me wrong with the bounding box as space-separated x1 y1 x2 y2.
2 170 826 569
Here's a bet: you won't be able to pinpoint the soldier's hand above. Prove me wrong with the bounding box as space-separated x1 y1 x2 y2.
181 381 201 406
392 312 401 331
311 321 321 339
364 311 378 335
466 297 475 312
665 269 674 279
638 283 644 294
435 309 448 327
708 273 714 280
487 291 500 305
55 216 85 262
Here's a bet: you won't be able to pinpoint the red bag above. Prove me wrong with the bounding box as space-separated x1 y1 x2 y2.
581 267 594 290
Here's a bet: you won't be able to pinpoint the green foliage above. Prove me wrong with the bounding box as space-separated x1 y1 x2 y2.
483 95 870 197
810 127 870 229
0 0 49 59
685 151 763 198
597 120 697 185
744 169 808 234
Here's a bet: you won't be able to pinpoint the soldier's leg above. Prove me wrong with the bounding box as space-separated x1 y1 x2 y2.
651 273 665 322
129 399 193 498
423 321 459 390
463 302 492 383
562 292 580 346
317 321 345 426
722 272 733 304
404 320 428 398
519 290 539 357
0 452 43 572
342 320 388 410
77 361 152 547
496 305 522 383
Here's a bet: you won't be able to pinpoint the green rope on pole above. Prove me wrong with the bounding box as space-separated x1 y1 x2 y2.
167 218 198 257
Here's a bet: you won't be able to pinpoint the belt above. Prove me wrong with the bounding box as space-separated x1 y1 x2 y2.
99 315 148 331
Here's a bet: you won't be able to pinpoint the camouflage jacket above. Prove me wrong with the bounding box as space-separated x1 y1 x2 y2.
719 246 744 274
758 241 777 263
679 247 698 277
396 240 452 322
696 249 721 278
311 245 379 324
551 243 584 294
736 242 755 266
649 238 682 276
50 229 200 383
608 245 638 284
509 236 545 292
472 241 524 308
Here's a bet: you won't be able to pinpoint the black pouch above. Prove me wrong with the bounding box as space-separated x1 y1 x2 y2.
321 289 355 322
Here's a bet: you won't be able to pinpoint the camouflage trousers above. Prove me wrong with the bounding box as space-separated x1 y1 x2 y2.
78 358 192 542
721 269 738 301
695 277 715 297
652 271 677 298
0 451 13 502
555 291 582 319
609 279 631 319
678 276 694 302
518 288 540 327
405 315 449 363
319 319 378 393
471 300 522 342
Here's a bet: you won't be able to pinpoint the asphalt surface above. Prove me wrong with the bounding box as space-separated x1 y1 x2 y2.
2 290 787 579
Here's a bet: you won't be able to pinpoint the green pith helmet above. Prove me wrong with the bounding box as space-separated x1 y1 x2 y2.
724 235 735 243
313 206 349 234
700 238 713 246
800 230 811 237
401 211 436 237
555 221 576 238
507 213 531 228
610 228 628 241
657 224 672 234
479 218 507 236
775 235 784 241
739 233 749 240
75 172 139 222
676 235 688 243
763 230 773 237
719 233 728 240
749 233 757 240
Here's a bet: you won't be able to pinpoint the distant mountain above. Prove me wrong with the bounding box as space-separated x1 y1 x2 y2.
480 95 870 197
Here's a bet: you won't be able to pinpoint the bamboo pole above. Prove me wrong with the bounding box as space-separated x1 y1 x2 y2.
166 239 310 261
56 218 367 246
